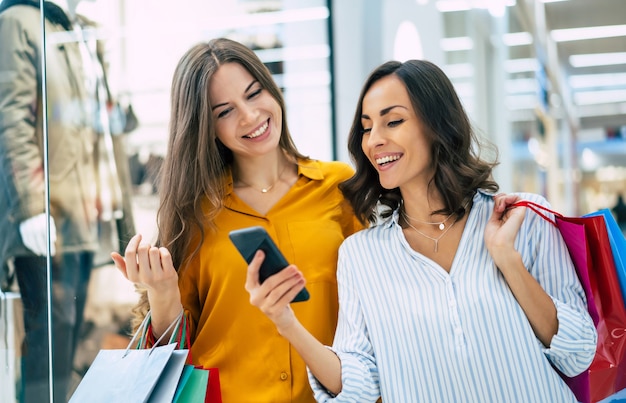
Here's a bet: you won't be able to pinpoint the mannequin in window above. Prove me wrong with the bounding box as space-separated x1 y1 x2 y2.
0 0 135 401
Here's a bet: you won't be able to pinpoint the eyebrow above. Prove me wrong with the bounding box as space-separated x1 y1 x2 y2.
361 104 407 120
211 80 259 111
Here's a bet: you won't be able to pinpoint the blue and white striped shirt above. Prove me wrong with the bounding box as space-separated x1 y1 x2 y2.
309 191 597 402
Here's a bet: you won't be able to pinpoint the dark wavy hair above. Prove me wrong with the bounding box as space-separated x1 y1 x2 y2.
339 59 499 225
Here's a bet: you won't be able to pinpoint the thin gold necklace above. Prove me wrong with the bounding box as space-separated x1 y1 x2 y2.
236 163 288 194
401 211 458 252
403 209 455 231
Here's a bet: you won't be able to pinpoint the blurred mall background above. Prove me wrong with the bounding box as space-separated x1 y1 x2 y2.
1 0 625 401
71 0 626 217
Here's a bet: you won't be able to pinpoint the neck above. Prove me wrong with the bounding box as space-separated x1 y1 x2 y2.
233 153 291 193
400 189 447 222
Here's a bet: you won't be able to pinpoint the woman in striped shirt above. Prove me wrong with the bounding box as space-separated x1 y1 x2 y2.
246 59 597 402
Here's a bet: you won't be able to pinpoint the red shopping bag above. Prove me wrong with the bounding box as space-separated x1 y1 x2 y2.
517 201 626 403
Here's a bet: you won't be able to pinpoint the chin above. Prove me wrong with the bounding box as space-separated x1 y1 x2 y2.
378 180 398 190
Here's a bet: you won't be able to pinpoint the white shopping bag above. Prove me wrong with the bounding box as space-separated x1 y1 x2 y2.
69 343 188 403
70 310 188 403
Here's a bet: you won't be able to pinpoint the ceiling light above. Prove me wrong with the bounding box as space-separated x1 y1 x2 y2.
574 89 626 106
435 0 515 13
441 37 474 51
201 7 329 31
504 58 538 73
551 25 626 42
502 32 533 46
254 45 330 63
569 73 626 89
569 52 626 68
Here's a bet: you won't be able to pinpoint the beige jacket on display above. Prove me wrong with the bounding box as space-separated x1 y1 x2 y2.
0 4 99 268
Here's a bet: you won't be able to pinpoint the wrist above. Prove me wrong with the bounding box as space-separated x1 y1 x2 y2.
147 287 182 313
277 316 302 339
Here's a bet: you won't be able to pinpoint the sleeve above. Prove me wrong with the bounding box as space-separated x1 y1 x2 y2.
178 251 202 343
521 194 597 377
308 240 381 403
0 13 46 222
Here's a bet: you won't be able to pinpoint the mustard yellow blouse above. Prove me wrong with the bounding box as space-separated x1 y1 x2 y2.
178 159 363 403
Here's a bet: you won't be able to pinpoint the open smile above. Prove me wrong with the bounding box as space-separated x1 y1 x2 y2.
244 119 269 139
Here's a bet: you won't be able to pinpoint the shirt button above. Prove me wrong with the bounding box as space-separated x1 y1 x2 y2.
280 372 289 381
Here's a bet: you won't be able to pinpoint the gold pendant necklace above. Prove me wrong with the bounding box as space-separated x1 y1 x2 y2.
237 163 288 194
402 211 458 252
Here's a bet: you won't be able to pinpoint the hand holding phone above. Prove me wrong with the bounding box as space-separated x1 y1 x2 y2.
229 226 310 302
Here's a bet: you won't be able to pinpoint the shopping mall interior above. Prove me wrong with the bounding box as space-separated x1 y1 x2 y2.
1 0 625 401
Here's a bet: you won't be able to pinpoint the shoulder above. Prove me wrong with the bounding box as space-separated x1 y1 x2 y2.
318 160 355 181
478 189 557 231
342 215 392 246
298 158 355 183
475 189 550 207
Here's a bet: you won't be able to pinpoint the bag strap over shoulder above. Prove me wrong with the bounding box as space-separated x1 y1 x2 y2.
513 200 560 227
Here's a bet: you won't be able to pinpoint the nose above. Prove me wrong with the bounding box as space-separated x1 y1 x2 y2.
364 125 385 149
239 103 258 126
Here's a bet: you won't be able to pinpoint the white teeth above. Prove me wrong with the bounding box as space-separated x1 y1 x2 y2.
376 155 400 165
246 121 269 138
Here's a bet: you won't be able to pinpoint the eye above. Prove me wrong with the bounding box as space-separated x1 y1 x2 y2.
217 107 232 119
248 88 262 99
388 119 404 127
361 127 372 135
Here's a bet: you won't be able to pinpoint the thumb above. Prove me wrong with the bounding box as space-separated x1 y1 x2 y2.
245 250 265 292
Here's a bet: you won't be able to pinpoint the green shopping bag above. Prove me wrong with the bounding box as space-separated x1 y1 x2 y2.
170 313 223 403
173 365 209 402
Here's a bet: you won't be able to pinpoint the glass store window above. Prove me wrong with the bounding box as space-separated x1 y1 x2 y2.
2 0 334 401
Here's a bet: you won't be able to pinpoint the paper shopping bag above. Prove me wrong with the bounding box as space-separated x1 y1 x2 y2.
70 310 188 403
518 201 626 403
170 313 223 403
69 343 188 403
147 347 189 403
173 365 209 403
173 365 222 403
585 209 626 304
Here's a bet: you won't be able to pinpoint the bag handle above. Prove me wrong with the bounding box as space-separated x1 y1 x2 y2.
123 310 184 357
512 200 560 227
170 312 193 363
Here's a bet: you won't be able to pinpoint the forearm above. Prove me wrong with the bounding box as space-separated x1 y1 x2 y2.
279 320 343 395
497 252 558 346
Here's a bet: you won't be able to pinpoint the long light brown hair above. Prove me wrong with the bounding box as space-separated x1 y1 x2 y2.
133 38 306 325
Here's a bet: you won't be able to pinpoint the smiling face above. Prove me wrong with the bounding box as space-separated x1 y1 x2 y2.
209 62 283 159
360 74 433 191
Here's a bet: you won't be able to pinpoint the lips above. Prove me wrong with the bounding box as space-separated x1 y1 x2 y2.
244 119 269 139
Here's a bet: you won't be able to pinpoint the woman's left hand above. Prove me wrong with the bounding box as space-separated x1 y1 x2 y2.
485 193 526 267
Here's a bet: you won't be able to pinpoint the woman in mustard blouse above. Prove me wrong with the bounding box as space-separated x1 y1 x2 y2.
110 38 362 402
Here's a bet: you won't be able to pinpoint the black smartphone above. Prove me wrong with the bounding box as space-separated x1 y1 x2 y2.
228 226 310 302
